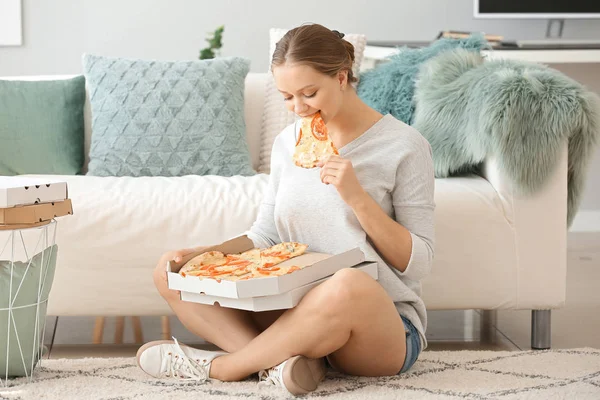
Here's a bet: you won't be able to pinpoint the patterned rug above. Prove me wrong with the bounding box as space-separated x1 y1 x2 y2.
2 348 600 399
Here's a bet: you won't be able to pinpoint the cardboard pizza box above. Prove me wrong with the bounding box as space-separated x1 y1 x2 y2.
179 262 378 312
0 199 73 225
167 236 366 299
0 177 68 208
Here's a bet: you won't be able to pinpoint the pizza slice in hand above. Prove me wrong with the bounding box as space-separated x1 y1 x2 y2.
293 111 339 169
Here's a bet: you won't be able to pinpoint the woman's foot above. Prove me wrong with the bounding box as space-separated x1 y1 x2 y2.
258 355 327 395
136 337 227 381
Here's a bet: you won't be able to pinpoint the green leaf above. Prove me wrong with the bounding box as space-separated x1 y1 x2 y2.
198 25 224 60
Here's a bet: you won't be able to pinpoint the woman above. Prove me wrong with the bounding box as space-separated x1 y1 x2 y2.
137 23 435 396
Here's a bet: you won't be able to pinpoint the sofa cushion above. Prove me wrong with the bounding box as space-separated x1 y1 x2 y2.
258 28 367 173
83 54 255 177
17 173 269 316
0 77 86 175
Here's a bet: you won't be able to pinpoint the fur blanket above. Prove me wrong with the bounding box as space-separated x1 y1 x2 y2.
412 49 600 226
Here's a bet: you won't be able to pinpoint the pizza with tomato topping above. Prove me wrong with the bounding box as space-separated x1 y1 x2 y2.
179 242 308 281
293 112 339 169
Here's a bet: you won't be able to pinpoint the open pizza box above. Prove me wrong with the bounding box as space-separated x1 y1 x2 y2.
167 235 370 299
180 261 378 312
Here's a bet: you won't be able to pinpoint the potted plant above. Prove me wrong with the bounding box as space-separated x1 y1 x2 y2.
199 25 224 60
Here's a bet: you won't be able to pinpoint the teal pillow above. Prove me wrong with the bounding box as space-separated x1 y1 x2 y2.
0 245 57 378
0 77 85 175
83 54 256 177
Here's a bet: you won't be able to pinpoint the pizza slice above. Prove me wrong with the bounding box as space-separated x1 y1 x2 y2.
179 251 228 276
251 265 303 278
252 242 307 276
237 248 262 263
261 242 308 260
293 112 339 169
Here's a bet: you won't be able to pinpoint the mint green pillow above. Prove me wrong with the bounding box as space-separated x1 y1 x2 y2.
0 245 57 378
83 54 256 177
0 77 86 175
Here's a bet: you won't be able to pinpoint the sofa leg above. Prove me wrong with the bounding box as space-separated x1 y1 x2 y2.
114 316 125 344
161 316 171 340
132 316 143 343
480 310 498 344
531 310 551 350
93 317 105 344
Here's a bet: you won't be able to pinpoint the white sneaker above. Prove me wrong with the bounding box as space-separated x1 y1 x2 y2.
136 337 227 381
258 355 327 395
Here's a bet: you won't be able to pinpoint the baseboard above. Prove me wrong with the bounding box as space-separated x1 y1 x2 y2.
569 210 600 232
568 211 600 253
568 231 600 253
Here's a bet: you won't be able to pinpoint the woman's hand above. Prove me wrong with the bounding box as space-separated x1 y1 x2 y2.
154 247 202 282
318 155 367 208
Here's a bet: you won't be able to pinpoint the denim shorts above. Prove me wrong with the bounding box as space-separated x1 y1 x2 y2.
399 315 422 374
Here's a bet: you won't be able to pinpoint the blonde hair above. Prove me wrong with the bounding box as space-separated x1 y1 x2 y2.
271 24 357 83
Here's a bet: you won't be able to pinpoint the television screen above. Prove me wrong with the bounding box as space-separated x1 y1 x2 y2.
476 0 600 18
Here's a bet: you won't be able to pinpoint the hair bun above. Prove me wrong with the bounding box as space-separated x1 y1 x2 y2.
331 30 345 39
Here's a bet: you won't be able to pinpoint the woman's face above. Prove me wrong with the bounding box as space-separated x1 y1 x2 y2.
272 63 346 123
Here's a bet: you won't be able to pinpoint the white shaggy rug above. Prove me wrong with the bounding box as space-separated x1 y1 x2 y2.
2 348 600 399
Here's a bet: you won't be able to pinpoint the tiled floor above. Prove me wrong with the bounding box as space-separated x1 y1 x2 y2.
42 233 599 359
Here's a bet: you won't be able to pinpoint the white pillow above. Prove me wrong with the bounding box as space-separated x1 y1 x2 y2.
258 28 367 173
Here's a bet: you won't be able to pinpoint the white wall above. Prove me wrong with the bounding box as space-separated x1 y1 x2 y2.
549 64 600 212
2 0 600 75
1 0 600 219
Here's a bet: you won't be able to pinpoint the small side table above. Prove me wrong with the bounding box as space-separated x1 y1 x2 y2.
1 220 57 385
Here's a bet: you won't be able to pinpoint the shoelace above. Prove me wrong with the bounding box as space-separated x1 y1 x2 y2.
160 337 209 381
257 364 283 388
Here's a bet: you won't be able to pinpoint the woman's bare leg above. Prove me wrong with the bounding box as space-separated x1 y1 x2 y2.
209 268 407 381
153 268 262 353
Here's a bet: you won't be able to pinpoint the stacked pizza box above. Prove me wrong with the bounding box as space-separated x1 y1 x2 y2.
167 236 379 312
0 177 72 228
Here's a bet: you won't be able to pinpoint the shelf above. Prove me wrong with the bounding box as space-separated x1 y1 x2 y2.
483 49 600 63
363 45 600 65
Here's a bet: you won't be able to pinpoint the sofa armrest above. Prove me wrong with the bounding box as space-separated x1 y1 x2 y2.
479 142 568 309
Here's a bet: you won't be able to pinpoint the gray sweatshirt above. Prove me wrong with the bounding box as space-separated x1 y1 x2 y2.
247 114 435 348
